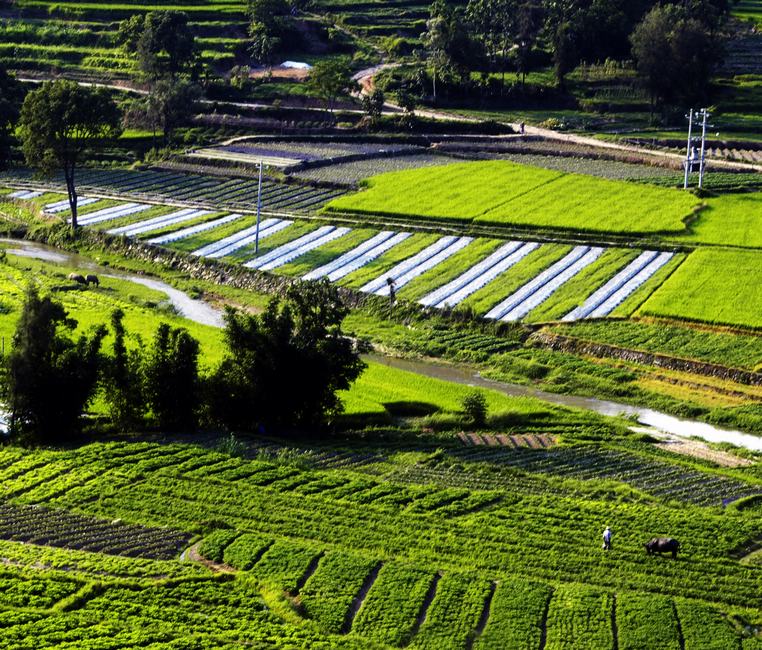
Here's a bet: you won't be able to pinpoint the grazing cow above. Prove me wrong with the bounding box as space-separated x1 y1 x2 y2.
645 537 680 559
85 274 99 287
68 273 87 286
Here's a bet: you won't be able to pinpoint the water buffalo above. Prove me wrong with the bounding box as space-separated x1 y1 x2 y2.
68 273 87 286
85 274 99 286
645 537 680 559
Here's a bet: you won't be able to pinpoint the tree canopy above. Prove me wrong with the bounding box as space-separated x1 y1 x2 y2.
0 66 22 171
209 280 365 431
1 284 105 441
117 11 197 79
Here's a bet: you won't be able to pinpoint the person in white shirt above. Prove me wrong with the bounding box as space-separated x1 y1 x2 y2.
602 526 612 550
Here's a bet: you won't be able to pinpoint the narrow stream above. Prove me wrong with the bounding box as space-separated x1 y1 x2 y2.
1 238 223 327
367 354 762 451
2 238 760 451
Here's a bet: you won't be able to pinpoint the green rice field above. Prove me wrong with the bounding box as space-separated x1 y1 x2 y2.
324 161 701 235
640 248 762 329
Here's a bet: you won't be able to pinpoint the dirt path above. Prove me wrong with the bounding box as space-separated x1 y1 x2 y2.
184 542 236 574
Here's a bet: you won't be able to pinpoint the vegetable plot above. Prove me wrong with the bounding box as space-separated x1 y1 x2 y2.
360 236 473 295
420 241 533 308
108 208 213 238
191 218 292 258
305 231 412 282
146 213 243 245
75 202 152 227
485 246 603 321
245 225 352 271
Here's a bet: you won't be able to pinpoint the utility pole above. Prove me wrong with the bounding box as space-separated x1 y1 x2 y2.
683 108 694 190
254 160 263 254
698 108 709 189
683 108 712 190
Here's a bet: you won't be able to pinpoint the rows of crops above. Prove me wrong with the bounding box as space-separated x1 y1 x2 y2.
324 160 701 235
0 440 756 648
2 167 346 215
6 184 684 323
0 503 191 560
403 445 761 506
0 1 246 75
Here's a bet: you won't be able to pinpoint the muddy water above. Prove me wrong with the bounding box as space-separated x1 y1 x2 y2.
2 238 759 451
367 354 762 452
1 238 224 328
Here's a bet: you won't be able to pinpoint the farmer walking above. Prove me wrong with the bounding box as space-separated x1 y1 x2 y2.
602 526 612 551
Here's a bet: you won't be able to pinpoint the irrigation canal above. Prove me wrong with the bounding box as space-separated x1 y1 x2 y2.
2 237 760 451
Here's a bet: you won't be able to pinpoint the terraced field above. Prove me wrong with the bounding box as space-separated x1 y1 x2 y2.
0 439 758 648
324 161 701 235
641 248 762 329
0 0 246 75
5 186 688 324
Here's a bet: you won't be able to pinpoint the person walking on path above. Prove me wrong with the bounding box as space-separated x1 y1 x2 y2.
602 526 612 551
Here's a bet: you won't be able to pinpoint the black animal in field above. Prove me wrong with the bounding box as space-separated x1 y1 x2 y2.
645 537 680 559
67 273 99 287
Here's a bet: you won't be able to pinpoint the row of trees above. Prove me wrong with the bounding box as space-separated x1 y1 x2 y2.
0 280 364 442
422 0 728 106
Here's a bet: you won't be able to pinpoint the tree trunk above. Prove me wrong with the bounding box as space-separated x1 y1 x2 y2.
432 66 437 105
64 164 78 232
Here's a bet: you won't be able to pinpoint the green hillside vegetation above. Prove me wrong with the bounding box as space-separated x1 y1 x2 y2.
640 249 762 329
324 161 701 235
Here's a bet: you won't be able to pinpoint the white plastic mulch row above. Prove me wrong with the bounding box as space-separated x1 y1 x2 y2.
146 214 243 245
420 241 527 309
324 232 411 282
563 250 660 321
584 251 674 318
303 231 397 281
361 236 473 296
245 226 351 272
8 190 43 200
436 242 540 309
486 246 604 322
192 218 292 259
75 203 152 227
45 197 100 214
304 231 412 282
108 208 212 238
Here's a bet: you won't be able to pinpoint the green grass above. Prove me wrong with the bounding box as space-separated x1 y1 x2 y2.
0 251 226 369
340 357 570 420
324 161 701 235
678 192 762 249
640 248 762 329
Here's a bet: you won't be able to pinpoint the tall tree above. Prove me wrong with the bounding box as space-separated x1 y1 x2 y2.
209 280 365 431
18 81 122 230
631 4 721 111
117 11 197 80
102 309 145 429
0 66 22 171
467 0 515 88
514 0 543 86
307 59 356 115
1 284 105 441
143 323 200 431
